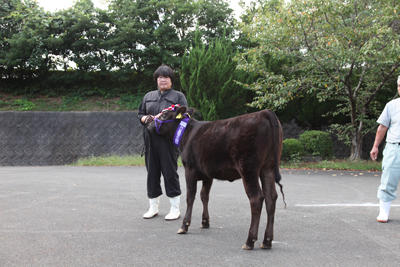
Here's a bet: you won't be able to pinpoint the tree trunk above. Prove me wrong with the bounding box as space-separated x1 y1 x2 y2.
349 135 363 160
349 121 363 161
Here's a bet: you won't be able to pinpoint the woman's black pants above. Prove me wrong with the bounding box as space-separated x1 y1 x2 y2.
144 130 181 199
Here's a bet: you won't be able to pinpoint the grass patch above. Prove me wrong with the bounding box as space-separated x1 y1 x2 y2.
73 156 380 171
73 155 145 166
281 160 381 171
116 94 144 110
72 155 183 167
12 98 36 111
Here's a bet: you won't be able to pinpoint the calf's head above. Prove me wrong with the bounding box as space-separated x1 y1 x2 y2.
147 105 188 139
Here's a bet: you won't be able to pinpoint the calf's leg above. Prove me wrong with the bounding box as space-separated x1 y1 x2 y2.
260 169 278 249
177 169 197 234
200 178 213 228
241 174 264 250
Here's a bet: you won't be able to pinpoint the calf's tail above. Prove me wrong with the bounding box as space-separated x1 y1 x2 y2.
267 110 286 208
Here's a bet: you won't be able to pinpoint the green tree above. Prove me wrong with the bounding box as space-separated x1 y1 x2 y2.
0 0 237 95
0 0 50 78
238 0 400 160
56 0 110 71
108 0 235 73
181 32 252 120
195 0 235 42
0 0 21 77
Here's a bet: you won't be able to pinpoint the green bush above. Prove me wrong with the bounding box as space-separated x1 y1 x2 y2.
0 70 145 97
117 94 144 110
282 138 304 161
299 130 333 159
180 31 254 120
12 99 35 111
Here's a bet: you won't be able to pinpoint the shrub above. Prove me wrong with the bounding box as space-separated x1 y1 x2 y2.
299 130 333 159
117 94 144 110
13 99 35 111
282 138 303 161
180 31 253 120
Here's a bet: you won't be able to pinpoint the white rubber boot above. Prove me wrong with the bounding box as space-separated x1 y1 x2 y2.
143 197 160 219
377 200 391 223
165 195 180 220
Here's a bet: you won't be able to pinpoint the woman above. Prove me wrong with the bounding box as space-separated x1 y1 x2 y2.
138 65 188 220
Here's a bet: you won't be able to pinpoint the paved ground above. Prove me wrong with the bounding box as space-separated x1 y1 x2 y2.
0 167 399 266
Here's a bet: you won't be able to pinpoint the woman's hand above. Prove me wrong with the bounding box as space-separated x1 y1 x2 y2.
142 115 154 124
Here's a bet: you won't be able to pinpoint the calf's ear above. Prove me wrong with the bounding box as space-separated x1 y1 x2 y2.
176 105 187 114
188 108 202 120
187 108 195 117
175 106 187 119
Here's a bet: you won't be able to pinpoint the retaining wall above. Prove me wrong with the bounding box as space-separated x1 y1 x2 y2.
0 111 144 166
1 112 375 166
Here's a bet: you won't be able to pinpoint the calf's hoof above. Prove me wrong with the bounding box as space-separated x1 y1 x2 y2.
201 220 210 229
260 242 272 249
241 244 254 250
261 238 272 249
177 228 187 234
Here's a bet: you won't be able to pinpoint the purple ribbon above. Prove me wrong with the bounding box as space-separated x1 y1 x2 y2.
154 116 190 147
173 117 190 147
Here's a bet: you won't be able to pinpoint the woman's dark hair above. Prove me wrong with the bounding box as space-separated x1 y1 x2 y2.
153 65 175 85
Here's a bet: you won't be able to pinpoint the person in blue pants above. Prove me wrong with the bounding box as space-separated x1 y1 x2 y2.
370 76 400 223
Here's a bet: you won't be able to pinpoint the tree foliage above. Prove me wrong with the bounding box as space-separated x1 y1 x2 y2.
55 0 111 72
108 0 235 74
0 0 49 77
238 0 400 160
0 0 235 93
180 32 253 120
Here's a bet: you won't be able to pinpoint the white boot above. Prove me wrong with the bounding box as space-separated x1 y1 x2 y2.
143 197 160 219
377 200 391 223
165 195 180 220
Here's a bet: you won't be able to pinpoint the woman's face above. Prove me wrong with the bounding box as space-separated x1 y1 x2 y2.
157 76 172 91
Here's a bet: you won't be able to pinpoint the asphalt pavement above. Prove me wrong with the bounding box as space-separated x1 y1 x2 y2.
0 167 399 266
